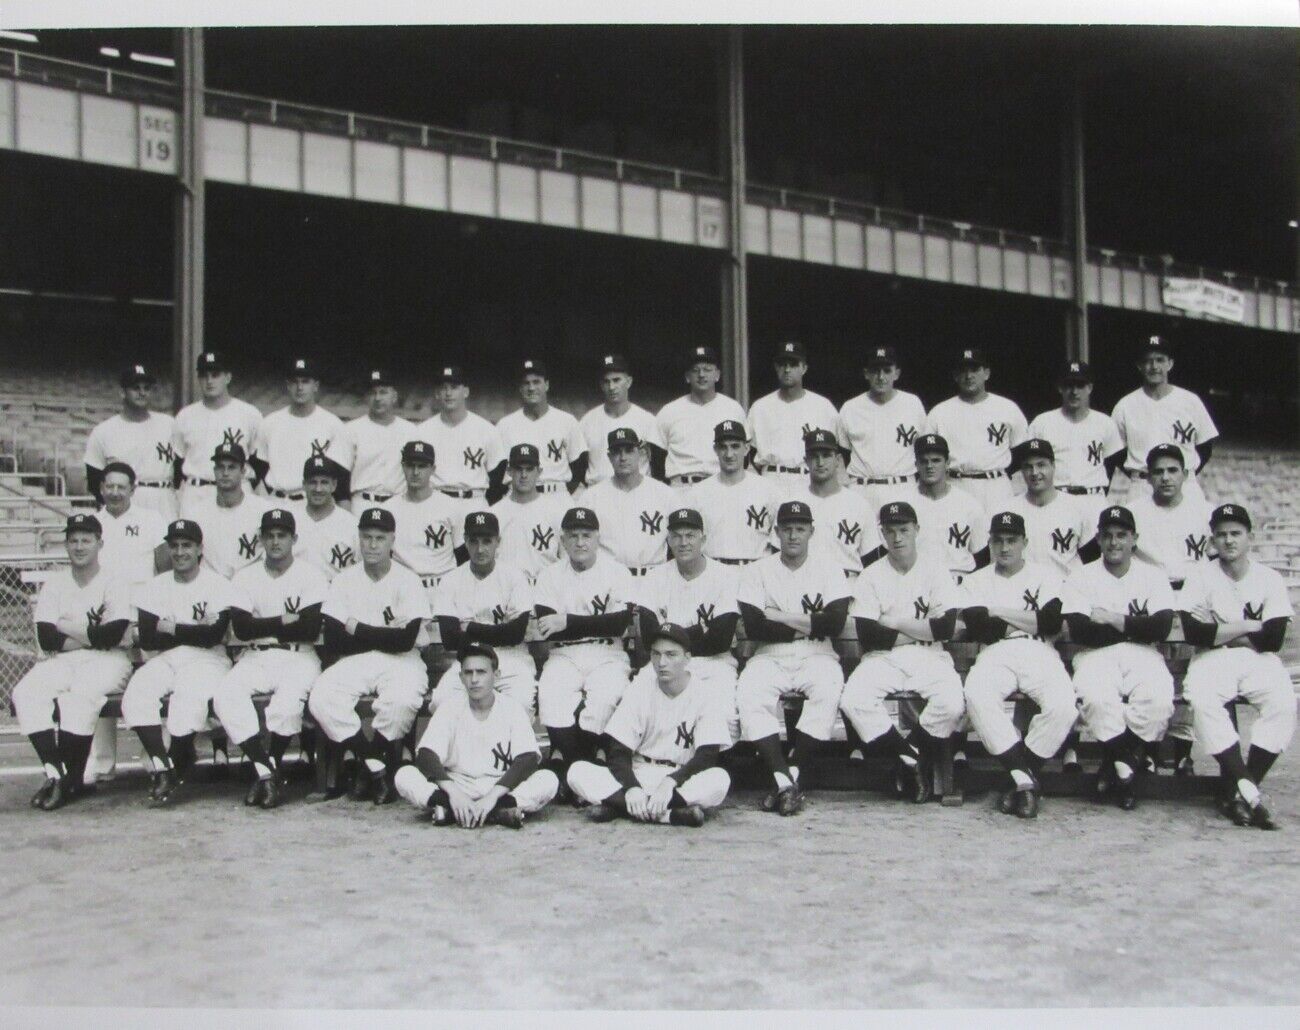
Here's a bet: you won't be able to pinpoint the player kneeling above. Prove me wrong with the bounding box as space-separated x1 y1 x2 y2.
1180 504 1295 830
569 624 731 828
394 643 557 828
961 512 1076 819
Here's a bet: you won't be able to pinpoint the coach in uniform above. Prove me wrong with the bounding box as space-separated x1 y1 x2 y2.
417 364 504 516
491 443 569 583
380 440 463 596
15 514 132 810
1004 439 1095 576
837 346 928 515
97 461 170 586
327 368 416 507
190 442 272 580
581 428 676 576
496 359 587 495
292 455 358 581
656 346 747 490
686 420 781 566
84 362 177 518
579 353 666 486
173 351 263 518
904 434 987 582
569 623 731 828
793 428 879 578
747 340 839 495
252 356 341 503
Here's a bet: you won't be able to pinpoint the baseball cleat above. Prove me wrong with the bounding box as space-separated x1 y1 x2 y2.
348 765 374 802
1250 798 1277 831
488 806 525 829
669 804 706 828
1093 760 1114 801
244 776 266 807
427 804 454 826
372 774 397 806
1062 748 1082 775
998 788 1018 815
1174 756 1195 777
1114 769 1137 811
761 788 780 812
776 784 804 816
150 768 179 806
1227 795 1254 827
30 778 56 809
259 775 283 810
586 802 618 823
1015 787 1040 820
38 777 69 812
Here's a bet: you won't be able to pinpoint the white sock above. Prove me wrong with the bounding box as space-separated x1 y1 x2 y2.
1114 760 1134 781
43 762 62 781
365 757 386 774
1010 769 1033 789
253 761 272 779
772 771 793 790
1237 779 1261 806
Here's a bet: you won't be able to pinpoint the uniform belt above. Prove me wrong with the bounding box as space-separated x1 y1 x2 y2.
850 474 911 485
715 557 756 566
951 470 1007 480
438 488 479 499
551 637 616 647
1058 485 1107 496
135 479 171 489
627 566 655 577
536 482 568 494
356 491 393 502
247 642 311 652
183 476 214 487
669 473 709 485
269 488 305 500
842 568 860 579
419 573 443 588
758 464 805 475
634 754 678 768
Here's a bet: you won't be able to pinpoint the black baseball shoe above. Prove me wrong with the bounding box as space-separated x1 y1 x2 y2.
1174 756 1196 777
1227 795 1254 827
776 783 804 816
244 776 266 807
1114 768 1137 812
586 802 618 823
260 774 284 811
669 804 706 828
998 788 1018 815
372 771 397 806
487 806 525 829
30 778 56 809
347 764 375 802
1015 786 1040 820
1250 798 1278 831
150 768 180 806
38 777 69 812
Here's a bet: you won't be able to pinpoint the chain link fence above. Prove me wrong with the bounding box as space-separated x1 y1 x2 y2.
0 555 69 722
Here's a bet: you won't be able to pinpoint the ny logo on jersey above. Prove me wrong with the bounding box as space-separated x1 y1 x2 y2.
800 593 825 614
310 438 329 458
221 428 244 448
948 523 971 549
491 604 508 624
895 424 918 447
546 440 564 463
913 597 932 619
491 742 514 771
382 605 396 626
640 510 664 535
192 601 208 621
463 446 486 470
591 593 611 615
155 441 177 463
1050 527 1077 554
674 721 695 749
1086 440 1105 466
987 423 1009 446
531 525 555 551
330 544 354 570
424 524 449 549
86 603 106 627
1022 587 1041 611
238 533 259 560
1184 534 1209 560
745 505 769 530
1127 599 1149 617
125 525 139 538
284 596 301 614
1171 420 1196 445
1243 601 1264 620
837 520 861 546
696 602 715 625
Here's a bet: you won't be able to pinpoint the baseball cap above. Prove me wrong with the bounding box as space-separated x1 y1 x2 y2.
65 512 102 537
196 351 227 374
260 508 296 534
1145 443 1186 469
463 511 500 537
165 519 203 544
600 353 630 375
1210 503 1252 532
607 427 641 450
1098 505 1136 532
212 442 247 464
865 346 899 368
713 419 747 443
803 428 838 452
1016 438 1055 463
776 500 813 525
287 357 318 378
955 347 989 369
508 443 540 467
457 641 500 669
366 368 393 389
1059 360 1092 384
879 501 919 525
648 622 692 652
359 507 396 532
913 433 949 457
401 440 435 465
119 363 155 388
561 507 599 531
303 455 344 481
667 507 703 531
687 346 720 369
1140 334 1173 358
518 358 548 380
776 340 807 362
434 365 465 385
988 511 1027 537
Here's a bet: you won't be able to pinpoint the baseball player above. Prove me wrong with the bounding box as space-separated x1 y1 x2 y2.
121 519 238 804
84 362 177 518
327 368 416 507
1180 504 1295 829
686 420 781 566
839 501 964 804
212 508 327 809
793 429 880 578
172 351 263 518
636 507 742 742
291 455 358 581
1028 361 1124 528
491 443 570 583
569 623 732 827
428 511 537 715
393 643 558 829
906 434 987 581
188 443 272 580
960 511 1075 819
837 346 928 515
581 428 677 576
14 514 132 810
747 340 839 495
1112 335 1218 504
97 461 170 586
532 507 638 786
416 364 505 513
1061 505 1177 811
736 500 851 816
252 356 342 503
495 359 587 494
579 353 666 486
927 347 1028 510
1004 439 1095 576
379 440 463 596
656 346 747 489
306 507 432 804
1128 444 1215 588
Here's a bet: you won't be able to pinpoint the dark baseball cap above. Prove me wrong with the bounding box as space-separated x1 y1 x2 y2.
463 510 500 537
687 346 720 369
303 455 344 481
366 368 394 389
65 512 102 537
607 427 641 450
401 440 435 465
713 419 747 443
508 443 540 467
865 346 899 368
1145 443 1186 469
165 519 203 544
1140 334 1173 357
119 363 156 388
667 507 704 531
1017 438 1055 463
1059 360 1092 384
955 347 989 369
776 500 813 525
648 622 693 652
879 501 919 525
600 353 630 375
434 364 465 385
1210 503 1252 532
261 508 296 534
776 340 807 362
988 511 1027 537
913 433 949 457
457 641 500 669
359 507 396 532
561 507 599 531
196 351 227 374
518 358 548 380
212 442 247 464
803 428 838 452
287 357 318 379
1098 505 1136 532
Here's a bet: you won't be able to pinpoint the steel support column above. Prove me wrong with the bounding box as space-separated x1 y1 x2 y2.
719 27 749 406
1062 70 1089 364
172 28 204 410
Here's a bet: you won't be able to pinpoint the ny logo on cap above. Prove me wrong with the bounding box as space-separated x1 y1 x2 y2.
134 364 145 375
784 343 796 352
673 509 688 520
1149 335 1161 346
443 367 453 376
1070 362 1081 372
889 504 899 514
1000 514 1013 525
603 356 614 365
473 514 486 525
695 347 706 356
875 348 886 358
574 510 588 521
295 359 306 370
370 370 381 380
963 349 974 359
523 360 535 370
272 509 284 518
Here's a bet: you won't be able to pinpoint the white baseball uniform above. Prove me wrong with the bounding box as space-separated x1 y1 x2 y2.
415 411 505 500
290 503 358 582
927 393 1027 509
172 397 263 516
253 406 343 498
579 403 664 486
1004 492 1093 577
1028 407 1122 526
84 411 178 517
656 393 747 483
491 492 569 583
686 472 781 564
1181 559 1296 757
533 554 635 733
213 558 328 745
791 485 880 578
581 476 676 574
1061 560 1176 743
1112 386 1218 502
306 562 432 744
840 553 965 744
905 484 987 578
837 390 927 513
379 490 463 589
496 407 586 491
747 389 840 493
1126 494 1215 586
189 492 273 580
736 553 849 743
99 504 168 586
960 561 1075 760
327 414 417 501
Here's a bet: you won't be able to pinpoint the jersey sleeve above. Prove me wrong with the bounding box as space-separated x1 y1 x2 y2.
712 565 741 615
397 572 433 623
1264 570 1295 620
566 417 588 460
170 411 189 460
1110 397 1129 446
1101 415 1125 458
321 575 350 622
531 566 561 613
84 424 107 468
1177 566 1212 619
1060 569 1090 618
607 562 637 610
1191 394 1219 445
250 416 269 465
641 411 666 449
603 683 645 753
694 694 732 750
420 703 456 761
1148 569 1177 613
302 565 330 608
737 562 765 609
225 573 255 615
485 424 506 471
326 422 356 470
928 564 962 612
968 498 990 554
1007 403 1029 447
33 578 61 624
507 699 541 757
849 572 881 619
103 576 134 625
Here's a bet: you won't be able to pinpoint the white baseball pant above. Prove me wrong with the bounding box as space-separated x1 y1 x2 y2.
121 646 232 736
429 646 537 715
962 638 1076 759
394 763 558 814
567 759 731 813
840 645 965 742
211 648 321 744
132 485 178 521
537 642 631 734
737 648 844 742
12 651 133 737
628 657 740 743
1072 643 1175 743
1184 648 1296 757
307 650 427 743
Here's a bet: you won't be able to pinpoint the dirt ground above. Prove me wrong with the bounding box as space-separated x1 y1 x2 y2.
1 737 1298 1013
